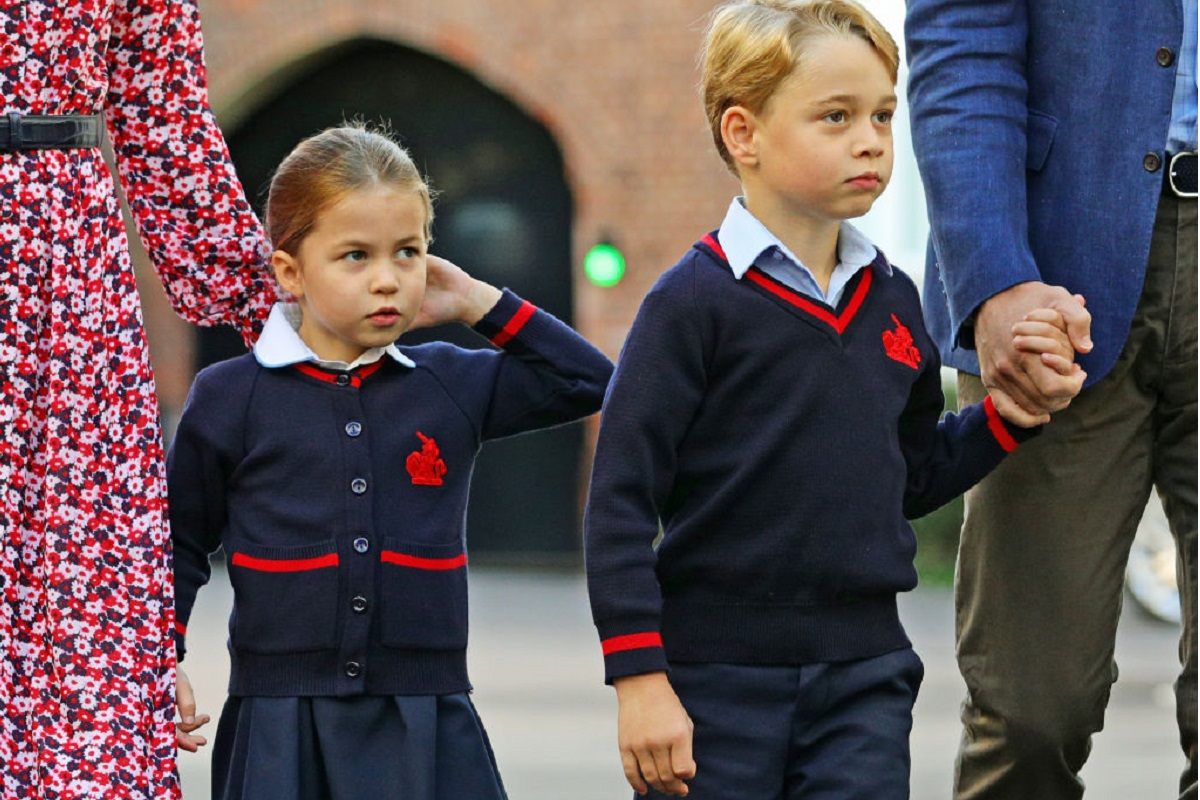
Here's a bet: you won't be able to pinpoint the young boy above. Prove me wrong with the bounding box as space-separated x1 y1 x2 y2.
583 2 1088 797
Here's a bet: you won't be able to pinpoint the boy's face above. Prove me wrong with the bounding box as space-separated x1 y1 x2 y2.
273 185 429 364
736 34 896 225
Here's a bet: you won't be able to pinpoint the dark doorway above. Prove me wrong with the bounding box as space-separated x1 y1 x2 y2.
209 38 580 560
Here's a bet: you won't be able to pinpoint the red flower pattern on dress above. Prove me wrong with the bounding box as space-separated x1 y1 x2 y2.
0 1 276 797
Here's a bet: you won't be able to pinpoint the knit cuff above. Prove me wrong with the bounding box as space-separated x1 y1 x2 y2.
175 619 188 663
982 394 1042 452
597 623 670 684
473 289 537 350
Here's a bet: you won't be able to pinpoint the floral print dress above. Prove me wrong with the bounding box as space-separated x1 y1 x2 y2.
0 1 275 797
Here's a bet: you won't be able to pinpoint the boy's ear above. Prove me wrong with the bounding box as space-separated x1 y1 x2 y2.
271 250 303 297
721 105 759 168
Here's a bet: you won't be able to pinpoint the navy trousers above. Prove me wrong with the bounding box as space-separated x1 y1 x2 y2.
644 648 923 800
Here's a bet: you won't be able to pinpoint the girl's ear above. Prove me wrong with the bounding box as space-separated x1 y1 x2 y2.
721 104 759 169
272 250 303 298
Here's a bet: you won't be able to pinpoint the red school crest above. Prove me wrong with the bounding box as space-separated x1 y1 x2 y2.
406 431 448 486
882 314 921 369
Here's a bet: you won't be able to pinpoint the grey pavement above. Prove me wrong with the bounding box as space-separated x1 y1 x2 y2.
178 565 1186 799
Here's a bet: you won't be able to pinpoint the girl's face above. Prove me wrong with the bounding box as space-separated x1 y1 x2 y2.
273 184 429 364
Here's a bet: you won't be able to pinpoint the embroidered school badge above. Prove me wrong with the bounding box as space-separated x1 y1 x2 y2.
882 314 921 369
406 431 448 486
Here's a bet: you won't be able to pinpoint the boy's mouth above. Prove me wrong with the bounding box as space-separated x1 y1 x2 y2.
846 172 881 190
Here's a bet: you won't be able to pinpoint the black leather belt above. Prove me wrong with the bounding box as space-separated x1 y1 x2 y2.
0 113 103 151
1167 151 1197 198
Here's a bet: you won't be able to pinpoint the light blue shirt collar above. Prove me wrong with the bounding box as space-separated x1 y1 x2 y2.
254 303 416 370
717 198 884 306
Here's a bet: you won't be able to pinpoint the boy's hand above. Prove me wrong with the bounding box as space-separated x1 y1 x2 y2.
613 672 696 796
175 667 211 753
410 255 502 330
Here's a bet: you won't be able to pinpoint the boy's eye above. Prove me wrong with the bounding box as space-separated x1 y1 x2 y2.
343 250 368 262
824 111 847 124
396 246 419 259
874 110 894 125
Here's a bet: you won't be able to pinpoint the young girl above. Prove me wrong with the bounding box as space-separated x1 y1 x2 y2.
167 124 613 799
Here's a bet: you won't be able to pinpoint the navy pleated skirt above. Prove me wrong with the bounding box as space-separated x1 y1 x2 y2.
211 693 508 800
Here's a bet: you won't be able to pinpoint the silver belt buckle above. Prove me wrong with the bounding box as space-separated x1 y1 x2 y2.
1168 151 1197 198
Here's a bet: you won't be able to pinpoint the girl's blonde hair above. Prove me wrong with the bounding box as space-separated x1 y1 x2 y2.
266 123 434 255
701 0 900 173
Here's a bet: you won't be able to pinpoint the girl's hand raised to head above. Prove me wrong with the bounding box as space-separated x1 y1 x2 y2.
410 255 503 331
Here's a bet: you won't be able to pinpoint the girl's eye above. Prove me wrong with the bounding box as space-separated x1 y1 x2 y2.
343 250 368 262
824 111 847 124
874 110 894 125
396 246 419 259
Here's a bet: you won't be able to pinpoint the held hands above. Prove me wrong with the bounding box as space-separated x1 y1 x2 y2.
977 282 1092 427
613 672 697 796
175 667 211 753
409 255 502 331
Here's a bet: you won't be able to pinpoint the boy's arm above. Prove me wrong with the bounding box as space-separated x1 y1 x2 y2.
585 266 708 793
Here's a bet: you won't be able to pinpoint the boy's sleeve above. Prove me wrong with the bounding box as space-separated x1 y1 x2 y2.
584 266 708 683
899 337 1039 519
167 365 245 660
469 289 614 440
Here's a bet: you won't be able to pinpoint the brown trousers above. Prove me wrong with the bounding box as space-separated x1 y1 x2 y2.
954 190 1197 799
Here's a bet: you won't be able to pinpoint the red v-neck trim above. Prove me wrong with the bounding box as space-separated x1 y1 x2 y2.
699 232 874 335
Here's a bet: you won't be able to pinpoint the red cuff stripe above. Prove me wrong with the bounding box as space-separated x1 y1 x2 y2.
175 621 187 636
381 551 468 570
230 552 340 572
983 395 1020 453
601 632 664 656
490 301 537 347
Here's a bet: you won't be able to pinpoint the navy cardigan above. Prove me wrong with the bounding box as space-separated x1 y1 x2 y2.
585 236 1036 683
169 290 613 696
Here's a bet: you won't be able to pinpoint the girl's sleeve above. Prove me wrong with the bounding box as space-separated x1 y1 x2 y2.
166 365 244 660
898 330 1039 519
468 289 614 440
105 0 276 347
583 267 708 683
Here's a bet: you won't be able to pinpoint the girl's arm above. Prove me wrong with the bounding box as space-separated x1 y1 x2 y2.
106 0 276 346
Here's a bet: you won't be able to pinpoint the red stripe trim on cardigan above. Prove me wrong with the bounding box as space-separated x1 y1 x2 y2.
601 632 664 656
292 360 384 388
983 395 1019 453
701 232 873 334
490 301 537 347
229 552 340 572
175 621 187 636
380 551 468 570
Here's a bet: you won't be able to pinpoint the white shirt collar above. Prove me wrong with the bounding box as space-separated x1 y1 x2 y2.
716 197 886 280
253 303 416 370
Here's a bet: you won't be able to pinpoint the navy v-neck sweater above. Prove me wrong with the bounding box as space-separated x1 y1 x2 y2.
585 235 1036 682
169 290 612 696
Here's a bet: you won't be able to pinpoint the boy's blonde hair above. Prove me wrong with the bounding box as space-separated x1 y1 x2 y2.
267 122 434 255
701 0 899 173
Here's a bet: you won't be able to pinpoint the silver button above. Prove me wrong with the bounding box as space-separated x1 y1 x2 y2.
350 478 368 494
353 538 369 554
335 373 351 386
351 596 368 613
345 661 362 678
345 421 362 437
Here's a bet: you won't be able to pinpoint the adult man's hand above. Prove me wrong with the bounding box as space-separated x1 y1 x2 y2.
975 282 1092 425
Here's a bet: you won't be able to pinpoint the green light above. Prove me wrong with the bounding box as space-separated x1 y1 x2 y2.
584 242 626 287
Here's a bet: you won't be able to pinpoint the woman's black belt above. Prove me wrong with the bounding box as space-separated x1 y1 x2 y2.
0 113 103 151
